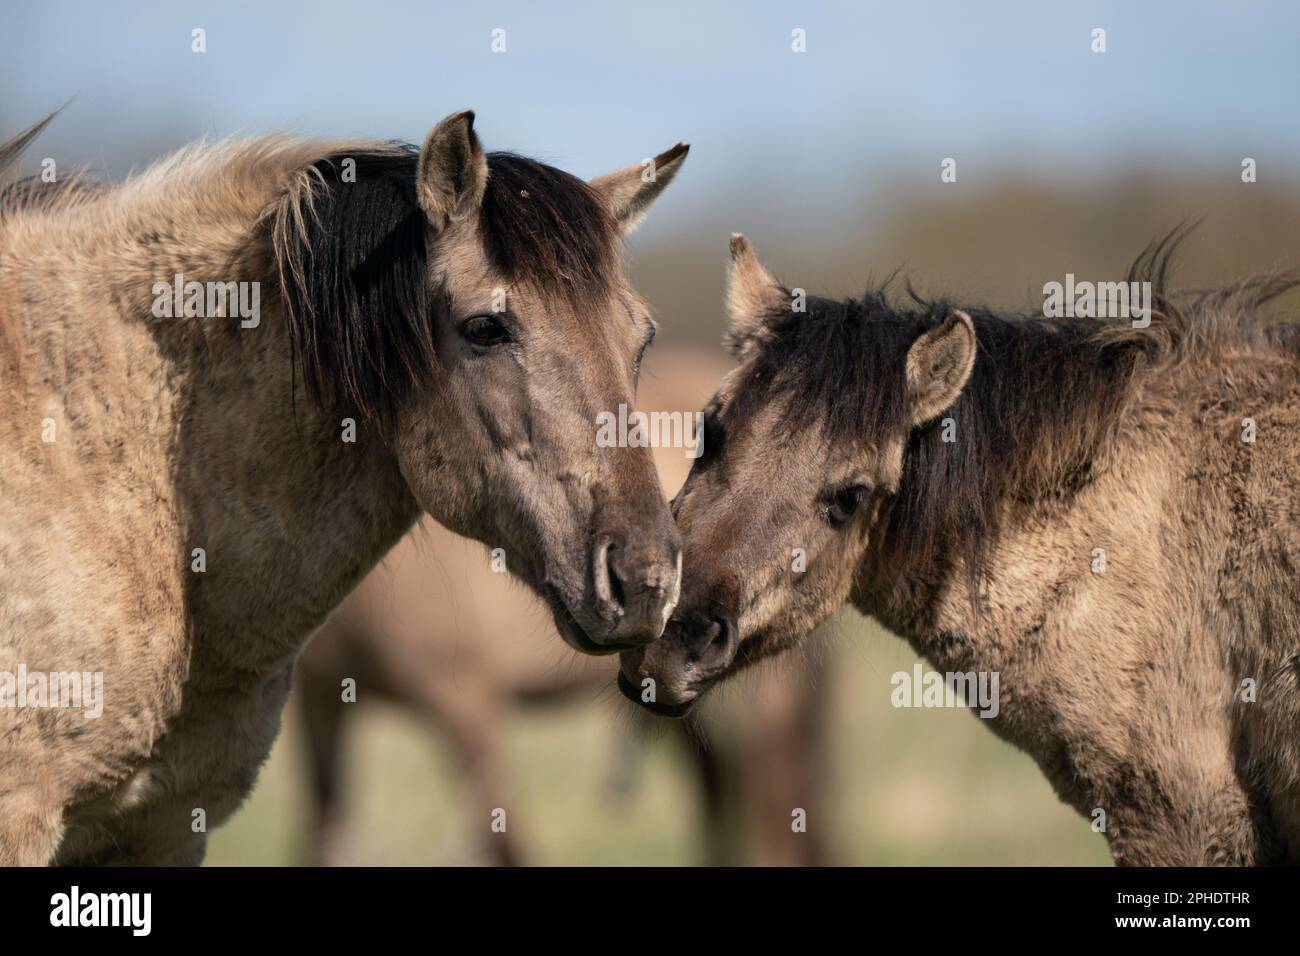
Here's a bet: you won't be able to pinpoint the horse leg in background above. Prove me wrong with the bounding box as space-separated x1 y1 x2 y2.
295 660 350 867
429 691 521 866
749 643 831 866
604 717 738 865
673 717 738 866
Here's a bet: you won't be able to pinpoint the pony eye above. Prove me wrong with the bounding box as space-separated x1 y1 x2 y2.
460 314 512 347
826 485 869 527
633 326 656 375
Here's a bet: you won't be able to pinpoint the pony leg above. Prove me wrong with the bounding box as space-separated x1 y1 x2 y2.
674 717 734 866
295 664 349 866
0 785 65 866
748 651 830 867
1107 782 1266 866
437 705 519 866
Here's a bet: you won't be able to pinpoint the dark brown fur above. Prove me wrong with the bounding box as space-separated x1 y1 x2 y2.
624 231 1300 865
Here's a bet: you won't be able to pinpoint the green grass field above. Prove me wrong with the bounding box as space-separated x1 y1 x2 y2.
207 613 1112 866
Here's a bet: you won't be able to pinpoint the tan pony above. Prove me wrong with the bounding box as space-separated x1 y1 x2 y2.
0 110 688 864
623 231 1300 865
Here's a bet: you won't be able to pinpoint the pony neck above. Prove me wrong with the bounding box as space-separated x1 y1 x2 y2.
167 292 419 681
102 186 421 677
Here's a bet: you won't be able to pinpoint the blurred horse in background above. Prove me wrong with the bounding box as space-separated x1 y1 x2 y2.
296 350 832 865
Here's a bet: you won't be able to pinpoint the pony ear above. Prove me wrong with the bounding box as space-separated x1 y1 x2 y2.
905 310 977 426
589 141 689 233
417 109 488 230
726 233 786 358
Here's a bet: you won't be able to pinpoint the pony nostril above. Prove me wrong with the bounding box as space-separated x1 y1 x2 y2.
605 544 626 612
699 620 722 650
593 536 626 620
694 616 739 672
592 536 678 641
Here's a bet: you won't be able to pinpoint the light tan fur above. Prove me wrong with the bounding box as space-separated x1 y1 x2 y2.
0 115 684 865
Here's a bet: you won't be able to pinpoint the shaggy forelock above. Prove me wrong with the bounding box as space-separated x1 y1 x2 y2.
479 152 619 305
731 293 914 457
272 145 621 424
729 231 1299 598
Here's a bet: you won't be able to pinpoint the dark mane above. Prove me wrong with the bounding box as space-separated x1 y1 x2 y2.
271 145 617 423
881 305 1143 595
736 231 1299 599
478 152 618 302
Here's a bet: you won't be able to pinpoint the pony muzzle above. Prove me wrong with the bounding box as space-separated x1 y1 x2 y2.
590 533 682 647
615 614 736 717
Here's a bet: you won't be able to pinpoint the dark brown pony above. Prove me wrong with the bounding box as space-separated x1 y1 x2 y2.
622 231 1300 865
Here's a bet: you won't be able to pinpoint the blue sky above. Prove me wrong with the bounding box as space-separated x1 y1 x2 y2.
3 0 1297 292
4 0 1297 182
